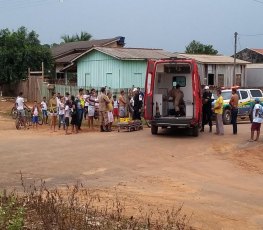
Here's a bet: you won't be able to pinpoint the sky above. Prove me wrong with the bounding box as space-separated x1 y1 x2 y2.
0 0 262 55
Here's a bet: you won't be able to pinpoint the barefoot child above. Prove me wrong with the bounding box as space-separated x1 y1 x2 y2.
41 97 48 124
32 100 40 129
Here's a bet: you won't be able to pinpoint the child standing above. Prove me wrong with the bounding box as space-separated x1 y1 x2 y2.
41 97 48 124
32 100 40 129
113 95 119 122
58 97 65 130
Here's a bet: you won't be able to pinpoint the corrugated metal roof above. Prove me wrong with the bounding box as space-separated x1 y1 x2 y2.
73 47 176 62
246 63 263 69
51 37 123 58
251 49 263 56
177 53 250 64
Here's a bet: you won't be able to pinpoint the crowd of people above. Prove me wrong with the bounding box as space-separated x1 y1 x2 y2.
201 86 263 142
15 87 144 134
15 85 263 141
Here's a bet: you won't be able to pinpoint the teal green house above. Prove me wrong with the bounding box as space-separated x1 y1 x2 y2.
71 47 175 90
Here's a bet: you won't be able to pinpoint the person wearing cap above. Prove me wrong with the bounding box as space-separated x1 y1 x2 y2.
249 98 263 142
229 88 239 134
132 88 142 120
201 86 213 132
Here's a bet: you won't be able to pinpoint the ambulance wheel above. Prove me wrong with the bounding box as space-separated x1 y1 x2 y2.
192 126 199 137
151 125 158 135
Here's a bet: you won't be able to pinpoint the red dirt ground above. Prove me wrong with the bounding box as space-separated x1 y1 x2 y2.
0 100 263 229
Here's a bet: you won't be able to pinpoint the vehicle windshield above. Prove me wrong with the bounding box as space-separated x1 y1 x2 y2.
213 91 232 100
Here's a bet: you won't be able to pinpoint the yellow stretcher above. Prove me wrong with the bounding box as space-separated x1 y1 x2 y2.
117 118 143 132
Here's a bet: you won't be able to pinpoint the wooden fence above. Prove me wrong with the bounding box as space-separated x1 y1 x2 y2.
40 84 137 100
2 80 144 102
1 75 43 102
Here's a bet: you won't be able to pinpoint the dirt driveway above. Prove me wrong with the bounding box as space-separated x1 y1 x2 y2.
0 101 263 229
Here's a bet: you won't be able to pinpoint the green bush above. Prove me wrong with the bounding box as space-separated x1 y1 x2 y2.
0 191 24 230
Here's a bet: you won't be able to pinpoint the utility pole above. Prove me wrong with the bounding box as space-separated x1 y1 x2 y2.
233 32 238 86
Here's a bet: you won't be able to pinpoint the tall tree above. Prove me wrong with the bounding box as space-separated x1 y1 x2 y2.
76 31 92 41
0 27 53 84
185 40 218 55
60 31 92 43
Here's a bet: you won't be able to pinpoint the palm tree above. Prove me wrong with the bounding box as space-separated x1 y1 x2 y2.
76 31 92 41
60 32 92 43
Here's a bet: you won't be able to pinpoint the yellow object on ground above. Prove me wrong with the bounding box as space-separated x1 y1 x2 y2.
119 117 131 123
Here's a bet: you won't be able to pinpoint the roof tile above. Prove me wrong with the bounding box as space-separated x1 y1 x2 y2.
51 37 123 58
251 49 263 56
177 53 250 64
73 47 176 61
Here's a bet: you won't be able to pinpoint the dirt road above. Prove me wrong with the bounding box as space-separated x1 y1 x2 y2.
0 101 263 229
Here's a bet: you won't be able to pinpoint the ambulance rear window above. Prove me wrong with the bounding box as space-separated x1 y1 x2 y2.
173 76 186 87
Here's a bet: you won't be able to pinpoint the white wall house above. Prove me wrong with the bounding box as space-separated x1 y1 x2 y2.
178 54 250 87
246 64 263 87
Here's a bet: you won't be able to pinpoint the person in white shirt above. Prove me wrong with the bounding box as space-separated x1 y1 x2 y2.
40 96 48 124
249 98 263 142
16 92 29 126
58 97 65 130
83 89 90 120
113 95 119 121
87 88 97 129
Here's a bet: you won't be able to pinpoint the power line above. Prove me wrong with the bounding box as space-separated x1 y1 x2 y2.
239 33 263 37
